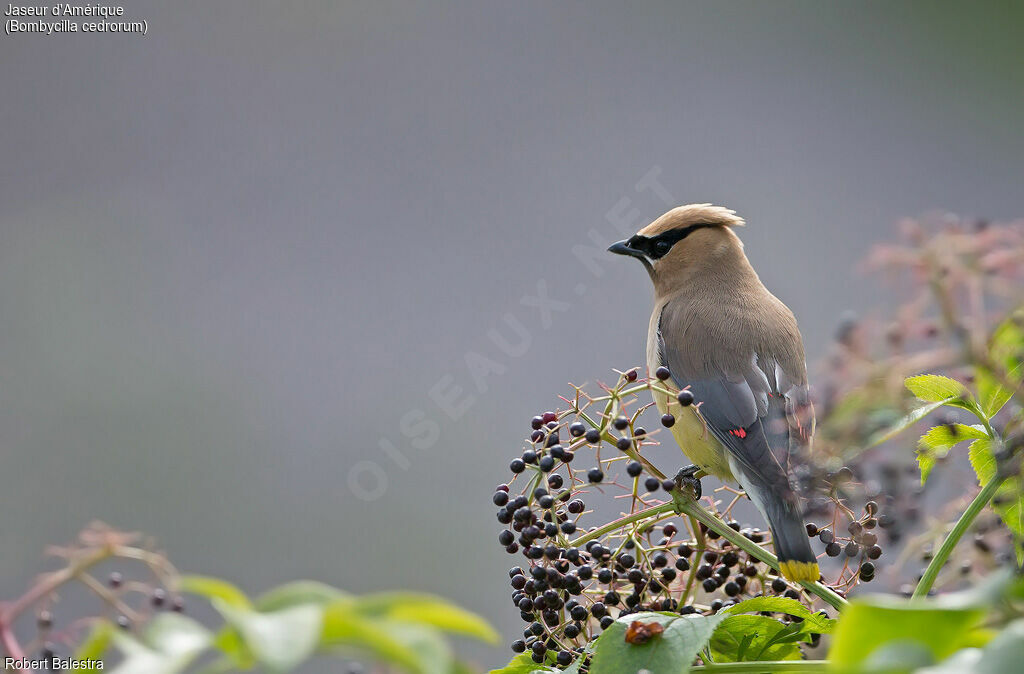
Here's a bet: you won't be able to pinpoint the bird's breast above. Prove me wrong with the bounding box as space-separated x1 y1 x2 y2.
646 321 734 480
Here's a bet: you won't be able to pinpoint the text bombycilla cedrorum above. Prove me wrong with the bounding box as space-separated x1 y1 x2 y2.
609 204 819 582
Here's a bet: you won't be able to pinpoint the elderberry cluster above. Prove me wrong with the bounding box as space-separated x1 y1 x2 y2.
492 370 854 664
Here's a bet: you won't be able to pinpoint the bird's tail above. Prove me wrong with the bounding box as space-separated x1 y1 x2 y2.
766 500 820 582
731 456 820 583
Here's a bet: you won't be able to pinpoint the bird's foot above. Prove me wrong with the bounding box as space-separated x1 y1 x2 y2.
673 465 703 500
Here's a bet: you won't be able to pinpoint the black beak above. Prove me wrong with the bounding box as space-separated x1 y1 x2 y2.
608 240 646 260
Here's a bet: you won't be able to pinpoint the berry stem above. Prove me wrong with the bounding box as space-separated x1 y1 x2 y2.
0 547 111 672
0 547 112 626
568 502 677 549
678 514 705 606
671 492 849 611
691 660 828 672
572 406 665 480
0 623 27 670
912 474 1005 600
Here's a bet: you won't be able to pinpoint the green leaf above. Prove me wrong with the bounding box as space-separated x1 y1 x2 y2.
977 310 1024 420
380 622 454 674
865 400 949 449
708 615 802 662
589 611 726 674
919 423 989 450
255 580 348 611
906 375 969 403
350 592 499 644
109 613 212 674
862 641 938 671
988 310 1024 380
556 652 586 674
488 653 557 674
977 367 1018 419
917 424 990 483
968 438 1000 485
209 628 256 670
73 620 114 671
321 605 444 674
725 596 835 633
179 575 252 609
213 599 322 672
828 595 984 667
918 451 939 486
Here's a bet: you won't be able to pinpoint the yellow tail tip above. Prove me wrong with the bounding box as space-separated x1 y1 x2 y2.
779 560 820 582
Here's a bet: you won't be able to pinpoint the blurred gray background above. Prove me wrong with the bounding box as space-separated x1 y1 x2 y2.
2 0 1022 669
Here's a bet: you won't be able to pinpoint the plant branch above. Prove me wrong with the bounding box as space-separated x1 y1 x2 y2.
568 502 677 549
0 622 27 668
672 493 849 611
0 548 113 625
691 660 829 672
573 404 666 480
679 514 705 606
912 475 1005 599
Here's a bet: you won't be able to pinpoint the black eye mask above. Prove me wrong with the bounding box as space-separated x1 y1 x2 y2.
626 223 715 260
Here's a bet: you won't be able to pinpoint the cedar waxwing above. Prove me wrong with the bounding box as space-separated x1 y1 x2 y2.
609 204 819 582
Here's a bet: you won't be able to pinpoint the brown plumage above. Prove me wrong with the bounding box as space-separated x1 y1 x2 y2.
609 204 819 582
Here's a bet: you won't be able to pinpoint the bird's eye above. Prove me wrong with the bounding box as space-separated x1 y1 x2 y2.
654 240 672 257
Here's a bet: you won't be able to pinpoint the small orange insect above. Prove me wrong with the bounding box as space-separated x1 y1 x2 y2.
624 620 665 644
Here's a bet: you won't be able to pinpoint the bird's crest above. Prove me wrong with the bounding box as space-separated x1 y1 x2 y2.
638 204 745 237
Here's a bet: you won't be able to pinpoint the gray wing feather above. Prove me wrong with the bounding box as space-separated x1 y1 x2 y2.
657 303 795 485
656 297 817 566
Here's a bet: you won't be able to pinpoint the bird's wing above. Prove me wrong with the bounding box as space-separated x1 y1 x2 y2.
656 295 818 578
656 298 812 484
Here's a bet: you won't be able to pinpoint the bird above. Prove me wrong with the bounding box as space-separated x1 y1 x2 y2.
608 204 819 582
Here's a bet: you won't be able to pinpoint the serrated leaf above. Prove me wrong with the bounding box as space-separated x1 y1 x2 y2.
989 310 1024 375
214 599 322 672
865 400 949 449
969 438 999 485
906 375 969 403
917 424 989 483
255 580 348 611
919 424 989 450
918 451 939 485
350 592 498 644
725 596 835 633
709 615 803 662
589 611 726 674
977 367 1017 419
179 575 252 609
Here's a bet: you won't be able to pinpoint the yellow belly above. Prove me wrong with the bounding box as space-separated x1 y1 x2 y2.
651 375 735 480
646 307 734 479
